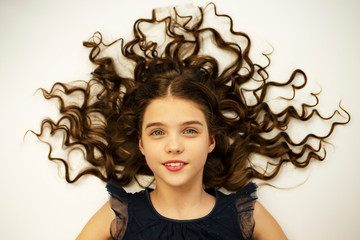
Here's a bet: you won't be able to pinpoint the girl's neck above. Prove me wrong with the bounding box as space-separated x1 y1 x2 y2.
149 182 216 220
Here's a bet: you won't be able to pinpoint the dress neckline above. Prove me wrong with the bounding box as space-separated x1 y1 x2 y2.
144 187 219 223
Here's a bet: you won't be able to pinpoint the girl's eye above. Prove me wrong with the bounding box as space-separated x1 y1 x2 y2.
184 129 198 134
151 130 164 136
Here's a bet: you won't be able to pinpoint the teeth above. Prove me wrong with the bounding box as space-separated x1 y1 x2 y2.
164 163 184 166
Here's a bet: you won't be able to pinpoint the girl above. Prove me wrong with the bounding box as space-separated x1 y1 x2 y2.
34 3 349 240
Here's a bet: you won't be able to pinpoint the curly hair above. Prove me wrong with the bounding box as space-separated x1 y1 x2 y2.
32 3 350 191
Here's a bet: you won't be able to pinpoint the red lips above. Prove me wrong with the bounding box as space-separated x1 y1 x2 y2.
162 160 188 172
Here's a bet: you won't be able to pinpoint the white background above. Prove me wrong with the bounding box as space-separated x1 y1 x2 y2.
1 0 359 239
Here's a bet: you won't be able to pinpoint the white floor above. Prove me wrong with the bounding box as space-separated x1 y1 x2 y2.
1 0 359 239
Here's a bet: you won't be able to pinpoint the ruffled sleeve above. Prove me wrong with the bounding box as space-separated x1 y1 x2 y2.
235 182 258 240
106 179 129 240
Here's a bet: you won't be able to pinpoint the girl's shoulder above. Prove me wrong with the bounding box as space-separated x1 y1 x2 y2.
233 181 258 212
214 182 258 240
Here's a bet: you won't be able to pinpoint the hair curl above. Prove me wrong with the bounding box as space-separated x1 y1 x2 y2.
32 3 350 191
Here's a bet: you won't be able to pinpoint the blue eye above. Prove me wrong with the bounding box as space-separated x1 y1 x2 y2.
184 129 198 134
151 130 164 136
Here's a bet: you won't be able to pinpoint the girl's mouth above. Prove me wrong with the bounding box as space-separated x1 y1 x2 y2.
163 161 188 172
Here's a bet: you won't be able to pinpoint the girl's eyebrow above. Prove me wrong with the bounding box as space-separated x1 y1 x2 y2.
145 120 203 129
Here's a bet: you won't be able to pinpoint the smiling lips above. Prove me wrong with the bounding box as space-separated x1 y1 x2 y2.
162 160 188 172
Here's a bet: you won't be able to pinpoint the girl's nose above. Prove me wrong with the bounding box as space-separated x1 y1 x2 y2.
165 135 184 154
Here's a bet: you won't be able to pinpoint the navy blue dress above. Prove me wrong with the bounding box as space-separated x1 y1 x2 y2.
106 179 257 240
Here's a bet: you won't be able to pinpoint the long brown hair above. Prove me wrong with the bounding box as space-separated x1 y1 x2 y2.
32 3 350 191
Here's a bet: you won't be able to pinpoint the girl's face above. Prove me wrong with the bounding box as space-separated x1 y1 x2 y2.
139 96 215 189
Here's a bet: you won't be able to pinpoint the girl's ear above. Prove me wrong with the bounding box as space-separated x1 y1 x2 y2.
139 138 145 155
208 135 216 153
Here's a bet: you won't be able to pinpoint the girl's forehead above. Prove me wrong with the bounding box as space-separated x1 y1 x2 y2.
142 97 207 125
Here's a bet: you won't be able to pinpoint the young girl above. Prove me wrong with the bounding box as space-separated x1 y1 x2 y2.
34 3 349 240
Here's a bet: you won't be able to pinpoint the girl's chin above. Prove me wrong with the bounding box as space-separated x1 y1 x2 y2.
155 177 202 189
